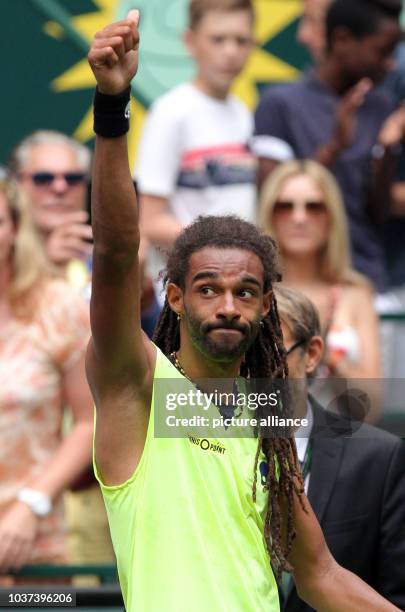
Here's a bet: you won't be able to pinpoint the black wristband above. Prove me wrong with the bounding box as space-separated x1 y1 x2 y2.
93 86 131 137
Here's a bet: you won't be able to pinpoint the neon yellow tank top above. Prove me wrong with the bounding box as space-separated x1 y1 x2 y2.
94 346 280 612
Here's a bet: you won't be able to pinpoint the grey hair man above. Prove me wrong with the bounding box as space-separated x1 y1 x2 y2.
9 130 93 266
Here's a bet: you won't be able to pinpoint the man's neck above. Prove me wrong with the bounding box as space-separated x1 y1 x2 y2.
294 389 309 421
282 253 321 285
176 340 242 382
192 77 230 101
315 60 356 95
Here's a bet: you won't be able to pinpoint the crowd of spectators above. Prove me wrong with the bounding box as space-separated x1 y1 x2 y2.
0 0 404 606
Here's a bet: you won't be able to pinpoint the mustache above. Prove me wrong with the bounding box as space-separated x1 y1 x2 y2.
202 321 250 334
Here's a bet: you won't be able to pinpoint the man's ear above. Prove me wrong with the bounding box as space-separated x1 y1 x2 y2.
183 29 196 58
305 335 324 375
262 290 273 318
166 282 184 318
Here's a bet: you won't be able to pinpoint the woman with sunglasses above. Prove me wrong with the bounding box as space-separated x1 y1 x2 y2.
0 179 93 576
259 160 381 415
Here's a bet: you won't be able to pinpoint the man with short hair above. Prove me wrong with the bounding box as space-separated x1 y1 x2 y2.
295 0 405 291
297 0 405 67
275 286 405 611
10 131 160 332
254 0 404 293
136 0 257 303
9 130 93 269
86 11 401 611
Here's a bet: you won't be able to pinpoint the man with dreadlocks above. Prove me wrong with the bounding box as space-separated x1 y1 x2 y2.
87 10 401 612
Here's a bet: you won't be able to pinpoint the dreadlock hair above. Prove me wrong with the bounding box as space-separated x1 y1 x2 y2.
153 215 305 579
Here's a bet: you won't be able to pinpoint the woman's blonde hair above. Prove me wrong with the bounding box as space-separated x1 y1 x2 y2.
0 178 53 318
258 159 367 286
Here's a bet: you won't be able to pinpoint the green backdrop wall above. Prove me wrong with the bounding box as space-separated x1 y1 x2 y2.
1 0 310 165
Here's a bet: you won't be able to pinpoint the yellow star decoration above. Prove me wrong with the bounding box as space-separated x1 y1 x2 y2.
47 0 145 166
233 0 303 108
46 0 302 166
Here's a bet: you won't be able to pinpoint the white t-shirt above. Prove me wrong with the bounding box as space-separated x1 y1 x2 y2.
136 82 257 225
136 83 257 303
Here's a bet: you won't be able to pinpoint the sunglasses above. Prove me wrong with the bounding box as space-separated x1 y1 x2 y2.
23 172 88 187
273 200 327 215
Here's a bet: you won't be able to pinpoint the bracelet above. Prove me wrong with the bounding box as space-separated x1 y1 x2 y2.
93 86 131 138
371 142 402 160
17 487 53 517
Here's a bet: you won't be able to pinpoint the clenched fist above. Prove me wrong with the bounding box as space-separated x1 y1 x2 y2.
332 78 372 151
88 9 140 95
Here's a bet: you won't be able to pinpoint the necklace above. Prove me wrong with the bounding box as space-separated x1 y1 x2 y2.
169 351 244 419
170 351 189 379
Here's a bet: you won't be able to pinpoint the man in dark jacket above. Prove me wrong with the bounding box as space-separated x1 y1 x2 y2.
275 286 405 611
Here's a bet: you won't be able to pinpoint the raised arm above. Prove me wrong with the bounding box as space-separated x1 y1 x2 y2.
86 11 155 486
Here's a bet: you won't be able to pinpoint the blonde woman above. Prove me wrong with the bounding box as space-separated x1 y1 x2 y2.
259 160 381 387
0 179 93 574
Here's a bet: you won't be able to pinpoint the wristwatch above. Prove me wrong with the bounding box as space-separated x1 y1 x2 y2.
17 488 53 517
371 142 402 160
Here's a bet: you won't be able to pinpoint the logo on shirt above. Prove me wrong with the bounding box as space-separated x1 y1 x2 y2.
178 144 256 190
189 437 226 455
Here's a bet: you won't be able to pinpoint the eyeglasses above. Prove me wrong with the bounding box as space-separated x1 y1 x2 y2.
21 172 88 187
285 340 305 355
273 200 327 215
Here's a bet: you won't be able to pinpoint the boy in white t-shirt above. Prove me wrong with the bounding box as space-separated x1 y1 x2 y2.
136 0 257 301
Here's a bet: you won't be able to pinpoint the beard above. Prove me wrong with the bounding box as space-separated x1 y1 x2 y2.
184 306 262 363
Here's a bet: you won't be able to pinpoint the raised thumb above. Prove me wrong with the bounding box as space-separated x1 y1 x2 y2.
127 9 140 27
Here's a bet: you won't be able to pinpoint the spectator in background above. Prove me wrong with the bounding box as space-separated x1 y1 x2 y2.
296 0 331 62
10 130 160 335
0 179 93 572
136 0 257 304
379 0 405 290
259 160 381 410
295 0 405 385
253 0 404 293
8 131 116 568
297 0 405 69
9 130 93 293
275 286 405 612
297 0 405 292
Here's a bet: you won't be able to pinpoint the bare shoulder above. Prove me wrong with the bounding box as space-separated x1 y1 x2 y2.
87 334 157 486
341 283 375 312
